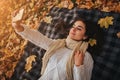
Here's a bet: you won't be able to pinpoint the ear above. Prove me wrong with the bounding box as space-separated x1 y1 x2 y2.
83 35 88 40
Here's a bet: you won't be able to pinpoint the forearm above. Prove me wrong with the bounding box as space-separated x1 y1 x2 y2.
13 23 53 50
73 52 93 80
12 21 24 32
73 65 86 80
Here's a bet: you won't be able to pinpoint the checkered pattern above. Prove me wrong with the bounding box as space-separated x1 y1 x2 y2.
11 7 120 80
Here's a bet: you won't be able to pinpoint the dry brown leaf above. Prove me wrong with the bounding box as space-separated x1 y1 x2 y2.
5 70 13 78
25 55 36 72
115 3 120 13
102 6 111 12
58 0 73 9
43 16 52 24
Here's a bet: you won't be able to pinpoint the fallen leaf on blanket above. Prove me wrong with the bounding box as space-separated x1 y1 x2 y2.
43 16 52 24
88 38 97 46
98 16 114 28
25 55 36 72
117 32 120 38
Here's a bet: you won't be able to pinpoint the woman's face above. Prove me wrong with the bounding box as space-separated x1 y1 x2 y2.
69 21 87 41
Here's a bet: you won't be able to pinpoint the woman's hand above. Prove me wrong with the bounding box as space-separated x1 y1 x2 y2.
11 9 24 32
12 21 24 32
74 50 85 67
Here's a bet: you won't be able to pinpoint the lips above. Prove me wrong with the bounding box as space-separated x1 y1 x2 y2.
71 32 75 35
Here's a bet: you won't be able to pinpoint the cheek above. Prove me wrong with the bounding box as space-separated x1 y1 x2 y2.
76 31 86 39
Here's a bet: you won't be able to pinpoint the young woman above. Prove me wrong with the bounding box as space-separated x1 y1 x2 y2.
12 17 94 80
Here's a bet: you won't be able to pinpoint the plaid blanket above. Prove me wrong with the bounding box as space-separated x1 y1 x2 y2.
11 7 120 80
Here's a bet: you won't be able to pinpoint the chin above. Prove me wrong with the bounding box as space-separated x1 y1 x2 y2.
72 37 82 41
70 37 79 41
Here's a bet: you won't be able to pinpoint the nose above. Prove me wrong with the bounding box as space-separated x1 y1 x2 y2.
72 27 77 32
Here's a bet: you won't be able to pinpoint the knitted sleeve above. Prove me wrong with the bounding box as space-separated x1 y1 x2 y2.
16 24 54 50
73 51 93 80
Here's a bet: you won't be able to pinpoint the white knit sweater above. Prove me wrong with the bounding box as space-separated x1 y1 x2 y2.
16 25 93 80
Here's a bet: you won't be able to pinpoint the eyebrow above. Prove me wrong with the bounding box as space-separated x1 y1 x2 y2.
77 25 85 29
73 24 85 29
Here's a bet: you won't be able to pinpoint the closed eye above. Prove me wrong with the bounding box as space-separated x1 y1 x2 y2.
72 24 84 30
72 26 82 31
76 27 82 30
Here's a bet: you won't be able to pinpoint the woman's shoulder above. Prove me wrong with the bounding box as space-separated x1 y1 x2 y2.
85 51 92 56
84 51 94 62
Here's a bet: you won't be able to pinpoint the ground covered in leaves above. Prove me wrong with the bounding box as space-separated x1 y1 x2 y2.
0 0 120 79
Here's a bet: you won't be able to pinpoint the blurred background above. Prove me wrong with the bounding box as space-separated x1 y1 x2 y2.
0 0 120 80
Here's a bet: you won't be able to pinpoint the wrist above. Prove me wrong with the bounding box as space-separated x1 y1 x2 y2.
75 63 83 67
13 22 24 32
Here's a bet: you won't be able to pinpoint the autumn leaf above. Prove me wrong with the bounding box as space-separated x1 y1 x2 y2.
43 16 52 24
29 2 35 9
5 70 13 78
58 0 73 9
25 55 36 72
68 0 74 9
98 16 114 28
115 3 120 13
102 6 111 12
88 38 97 46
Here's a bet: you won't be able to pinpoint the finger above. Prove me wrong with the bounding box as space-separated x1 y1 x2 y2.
74 51 79 57
79 50 82 54
77 50 81 55
80 51 83 54
77 50 80 53
12 9 19 17
79 51 85 57
75 51 78 54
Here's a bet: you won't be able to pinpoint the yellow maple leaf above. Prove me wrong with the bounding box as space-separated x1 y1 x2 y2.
88 38 97 46
106 16 113 25
43 16 52 24
25 55 36 72
98 16 114 28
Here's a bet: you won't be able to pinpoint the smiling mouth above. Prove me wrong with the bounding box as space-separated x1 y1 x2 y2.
71 33 75 35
